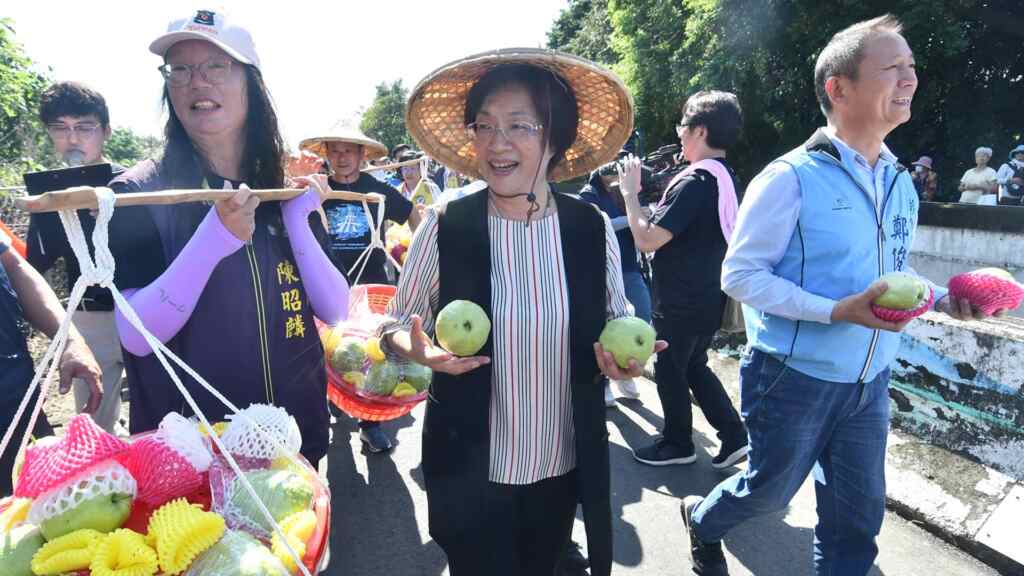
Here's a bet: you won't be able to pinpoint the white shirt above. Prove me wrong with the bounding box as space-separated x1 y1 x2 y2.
722 129 944 324
383 207 632 484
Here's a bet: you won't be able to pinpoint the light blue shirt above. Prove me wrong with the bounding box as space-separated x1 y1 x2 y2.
722 128 946 325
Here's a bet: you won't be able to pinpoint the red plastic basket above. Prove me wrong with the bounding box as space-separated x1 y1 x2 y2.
1 432 331 575
318 284 427 422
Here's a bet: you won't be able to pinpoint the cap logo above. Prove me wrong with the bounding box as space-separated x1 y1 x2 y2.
193 10 216 26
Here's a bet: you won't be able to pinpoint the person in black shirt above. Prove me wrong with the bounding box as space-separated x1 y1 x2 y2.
0 230 102 494
27 81 126 434
618 91 748 469
299 128 420 453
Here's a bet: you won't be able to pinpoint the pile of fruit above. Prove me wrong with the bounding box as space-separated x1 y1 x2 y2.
0 404 329 576
384 224 412 266
321 325 432 405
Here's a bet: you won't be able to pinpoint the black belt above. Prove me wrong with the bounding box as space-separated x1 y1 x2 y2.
77 297 115 312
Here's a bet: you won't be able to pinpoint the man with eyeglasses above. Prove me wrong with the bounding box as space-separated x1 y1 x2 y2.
25 81 128 434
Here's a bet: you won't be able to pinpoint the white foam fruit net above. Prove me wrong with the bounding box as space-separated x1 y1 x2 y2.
28 460 137 524
159 412 213 472
220 404 302 460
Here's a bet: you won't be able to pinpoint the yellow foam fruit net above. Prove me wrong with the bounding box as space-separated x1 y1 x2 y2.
31 528 103 575
147 498 226 575
198 421 228 438
0 497 31 531
90 528 159 576
271 509 317 573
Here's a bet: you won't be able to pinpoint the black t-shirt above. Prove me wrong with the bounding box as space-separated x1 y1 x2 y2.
25 163 126 307
324 173 412 285
649 159 737 332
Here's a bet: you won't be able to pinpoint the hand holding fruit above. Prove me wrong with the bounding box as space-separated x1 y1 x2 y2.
831 282 911 332
215 182 259 242
387 315 490 375
594 316 667 380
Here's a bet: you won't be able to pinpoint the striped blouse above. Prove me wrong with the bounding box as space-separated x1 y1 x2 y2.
383 203 633 485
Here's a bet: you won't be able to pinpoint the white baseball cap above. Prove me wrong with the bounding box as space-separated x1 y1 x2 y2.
149 9 260 69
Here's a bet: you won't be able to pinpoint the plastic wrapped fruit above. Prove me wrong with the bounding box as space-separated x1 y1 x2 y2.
948 267 1024 316
870 272 933 322
329 337 367 374
363 361 401 397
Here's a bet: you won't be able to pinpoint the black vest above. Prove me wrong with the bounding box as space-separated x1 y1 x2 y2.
426 189 613 576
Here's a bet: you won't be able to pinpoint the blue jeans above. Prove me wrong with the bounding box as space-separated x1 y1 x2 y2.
622 270 652 323
692 349 890 576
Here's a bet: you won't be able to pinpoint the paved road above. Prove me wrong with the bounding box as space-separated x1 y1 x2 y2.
323 354 999 575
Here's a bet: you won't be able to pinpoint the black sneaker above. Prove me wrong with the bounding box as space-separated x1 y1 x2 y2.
681 496 729 575
563 539 590 571
710 437 749 470
359 425 393 453
632 437 697 466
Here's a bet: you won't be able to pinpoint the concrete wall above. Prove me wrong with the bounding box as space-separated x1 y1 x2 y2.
891 313 1024 480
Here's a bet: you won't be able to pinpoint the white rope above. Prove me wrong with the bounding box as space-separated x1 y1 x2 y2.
0 187 314 576
348 192 402 281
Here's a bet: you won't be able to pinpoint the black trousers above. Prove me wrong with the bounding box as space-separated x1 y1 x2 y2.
653 318 745 450
439 469 578 576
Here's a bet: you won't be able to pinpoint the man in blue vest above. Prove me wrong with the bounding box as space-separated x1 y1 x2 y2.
680 14 998 576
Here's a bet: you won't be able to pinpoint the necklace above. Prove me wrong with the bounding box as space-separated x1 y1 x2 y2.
490 187 553 221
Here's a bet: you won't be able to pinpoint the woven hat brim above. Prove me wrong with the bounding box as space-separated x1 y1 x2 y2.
406 48 634 182
300 136 389 162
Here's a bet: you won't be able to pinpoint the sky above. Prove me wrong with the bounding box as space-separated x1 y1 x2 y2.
6 1 568 150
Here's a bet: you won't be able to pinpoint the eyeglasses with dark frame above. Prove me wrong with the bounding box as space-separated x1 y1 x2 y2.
158 58 233 87
46 122 102 140
466 121 544 143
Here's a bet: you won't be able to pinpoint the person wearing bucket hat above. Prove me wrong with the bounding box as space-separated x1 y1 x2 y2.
103 9 348 468
380 48 662 576
298 127 418 453
910 155 938 201
996 144 1024 205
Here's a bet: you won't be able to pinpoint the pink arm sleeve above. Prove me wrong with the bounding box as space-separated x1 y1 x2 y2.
281 189 349 325
115 206 244 356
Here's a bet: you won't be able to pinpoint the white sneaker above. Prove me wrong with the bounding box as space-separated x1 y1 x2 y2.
615 378 640 400
604 385 616 407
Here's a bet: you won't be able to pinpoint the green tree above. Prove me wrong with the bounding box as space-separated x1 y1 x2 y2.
105 127 162 168
551 0 1024 196
0 18 53 186
359 80 410 154
548 0 617 65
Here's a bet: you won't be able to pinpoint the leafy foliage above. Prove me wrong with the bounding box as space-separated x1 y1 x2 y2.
105 127 162 169
359 80 411 154
550 0 1023 197
0 18 53 185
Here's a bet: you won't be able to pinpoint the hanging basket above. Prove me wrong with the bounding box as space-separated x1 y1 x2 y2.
318 284 429 422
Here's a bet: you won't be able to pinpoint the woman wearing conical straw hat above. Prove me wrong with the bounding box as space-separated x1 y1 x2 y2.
380 48 666 575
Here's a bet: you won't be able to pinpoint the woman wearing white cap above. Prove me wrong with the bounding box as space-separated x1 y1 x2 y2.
380 49 664 575
958 147 998 205
105 9 347 466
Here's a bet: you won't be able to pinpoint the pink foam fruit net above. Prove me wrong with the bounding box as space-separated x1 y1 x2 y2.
15 413 129 498
949 271 1024 316
871 286 935 323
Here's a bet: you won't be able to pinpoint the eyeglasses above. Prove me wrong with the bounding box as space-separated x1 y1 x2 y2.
46 123 101 140
466 121 543 143
158 58 233 87
675 122 691 137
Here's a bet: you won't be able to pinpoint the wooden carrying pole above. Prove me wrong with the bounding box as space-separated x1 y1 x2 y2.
15 186 382 213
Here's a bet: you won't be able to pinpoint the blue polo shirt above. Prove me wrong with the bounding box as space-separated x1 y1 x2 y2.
107 160 330 464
